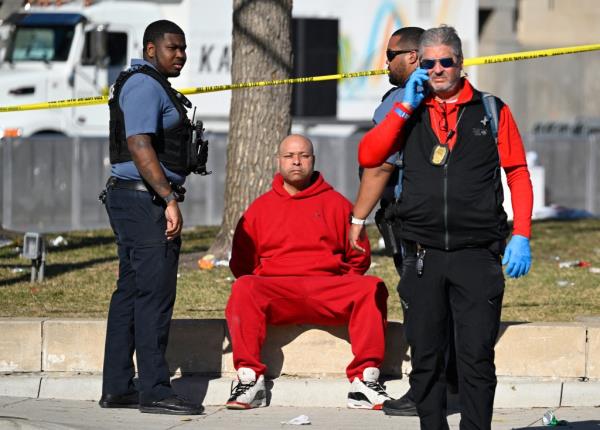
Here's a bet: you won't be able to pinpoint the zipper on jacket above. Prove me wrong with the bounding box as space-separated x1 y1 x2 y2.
443 162 449 250
440 106 466 250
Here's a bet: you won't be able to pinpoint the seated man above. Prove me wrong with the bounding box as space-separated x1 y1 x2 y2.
225 134 391 410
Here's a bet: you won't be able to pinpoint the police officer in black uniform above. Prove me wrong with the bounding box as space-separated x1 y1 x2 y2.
98 20 204 415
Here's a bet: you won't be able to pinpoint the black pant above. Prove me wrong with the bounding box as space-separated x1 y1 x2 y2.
394 246 458 394
398 246 504 430
102 187 181 403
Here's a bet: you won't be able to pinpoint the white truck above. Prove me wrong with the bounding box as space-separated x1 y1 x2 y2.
0 0 478 137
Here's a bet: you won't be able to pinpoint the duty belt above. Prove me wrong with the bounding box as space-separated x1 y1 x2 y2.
100 176 187 205
105 176 149 193
99 176 149 204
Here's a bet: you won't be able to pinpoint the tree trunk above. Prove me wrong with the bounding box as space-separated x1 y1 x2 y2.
208 0 293 259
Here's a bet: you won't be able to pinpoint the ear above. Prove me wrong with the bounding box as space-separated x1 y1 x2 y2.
146 42 156 60
407 51 419 65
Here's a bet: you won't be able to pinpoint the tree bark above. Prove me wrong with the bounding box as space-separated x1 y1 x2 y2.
208 0 293 259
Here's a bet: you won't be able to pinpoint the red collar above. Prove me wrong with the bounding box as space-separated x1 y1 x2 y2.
424 78 474 107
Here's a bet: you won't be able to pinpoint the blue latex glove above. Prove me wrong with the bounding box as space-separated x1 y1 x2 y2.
402 68 430 110
502 235 531 278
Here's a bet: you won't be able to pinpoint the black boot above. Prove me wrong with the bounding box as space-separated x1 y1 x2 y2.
382 389 418 416
99 391 139 409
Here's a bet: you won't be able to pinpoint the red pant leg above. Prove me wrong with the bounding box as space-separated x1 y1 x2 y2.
225 275 308 376
225 274 388 380
302 275 388 381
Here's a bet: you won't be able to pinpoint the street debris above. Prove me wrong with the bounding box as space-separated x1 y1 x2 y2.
198 254 215 270
281 414 311 425
556 280 574 288
198 254 229 270
558 260 590 269
49 235 68 247
542 410 568 426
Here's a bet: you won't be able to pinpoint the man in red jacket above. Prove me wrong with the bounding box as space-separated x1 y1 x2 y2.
356 26 533 430
225 134 391 410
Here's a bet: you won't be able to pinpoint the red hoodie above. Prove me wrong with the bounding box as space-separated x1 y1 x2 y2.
229 172 371 278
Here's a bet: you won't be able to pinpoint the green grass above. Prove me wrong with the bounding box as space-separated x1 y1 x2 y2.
1 220 599 322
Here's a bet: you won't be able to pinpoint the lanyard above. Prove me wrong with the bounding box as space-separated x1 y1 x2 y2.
430 107 467 166
435 105 466 146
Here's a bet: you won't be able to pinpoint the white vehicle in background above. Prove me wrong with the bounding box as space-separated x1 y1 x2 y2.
0 0 198 137
0 0 478 137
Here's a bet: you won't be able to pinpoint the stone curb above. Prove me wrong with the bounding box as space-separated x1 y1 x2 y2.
2 319 599 379
1 318 599 408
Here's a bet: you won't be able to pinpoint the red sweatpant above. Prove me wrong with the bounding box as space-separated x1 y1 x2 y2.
225 274 388 381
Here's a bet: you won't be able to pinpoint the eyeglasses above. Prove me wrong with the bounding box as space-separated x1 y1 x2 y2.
420 57 456 70
386 49 416 62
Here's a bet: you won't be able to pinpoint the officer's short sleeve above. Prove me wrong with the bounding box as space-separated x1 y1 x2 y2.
385 152 399 165
119 74 163 138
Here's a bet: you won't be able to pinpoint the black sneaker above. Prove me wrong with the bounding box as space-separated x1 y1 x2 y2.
382 392 418 416
98 391 139 409
139 395 204 415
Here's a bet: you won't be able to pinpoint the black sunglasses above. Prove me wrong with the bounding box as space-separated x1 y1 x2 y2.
420 57 456 70
386 49 416 62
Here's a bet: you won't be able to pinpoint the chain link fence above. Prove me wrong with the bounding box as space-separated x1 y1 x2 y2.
1 132 364 233
528 123 600 216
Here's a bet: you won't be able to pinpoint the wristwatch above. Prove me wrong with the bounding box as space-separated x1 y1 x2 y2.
350 215 366 225
163 190 180 205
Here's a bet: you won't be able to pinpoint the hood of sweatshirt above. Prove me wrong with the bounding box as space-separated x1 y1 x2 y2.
271 171 333 199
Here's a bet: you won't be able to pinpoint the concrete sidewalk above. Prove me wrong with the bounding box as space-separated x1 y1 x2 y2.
1 396 599 430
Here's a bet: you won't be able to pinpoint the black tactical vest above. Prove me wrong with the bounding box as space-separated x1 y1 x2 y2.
109 65 193 175
391 89 510 250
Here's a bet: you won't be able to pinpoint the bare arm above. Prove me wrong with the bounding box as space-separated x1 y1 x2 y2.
349 163 394 252
127 134 182 239
127 134 172 197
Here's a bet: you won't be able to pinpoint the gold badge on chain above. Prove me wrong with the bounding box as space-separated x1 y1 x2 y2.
430 144 449 166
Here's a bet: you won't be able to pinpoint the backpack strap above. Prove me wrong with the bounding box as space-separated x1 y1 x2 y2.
481 92 499 143
393 154 403 200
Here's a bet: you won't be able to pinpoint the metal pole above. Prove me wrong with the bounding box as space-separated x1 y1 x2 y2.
587 134 598 214
38 241 46 282
2 138 13 229
71 136 82 230
30 261 37 283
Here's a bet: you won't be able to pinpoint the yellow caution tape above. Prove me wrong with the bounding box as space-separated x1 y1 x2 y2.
462 43 600 66
1 43 599 113
176 69 387 96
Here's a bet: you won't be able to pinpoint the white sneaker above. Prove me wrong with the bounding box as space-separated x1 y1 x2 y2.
226 367 267 409
347 367 393 410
